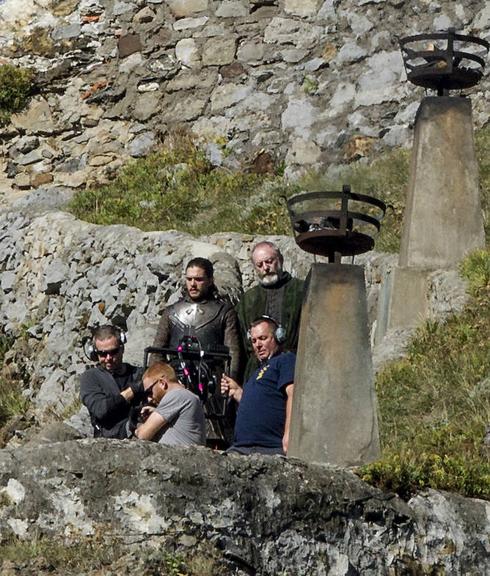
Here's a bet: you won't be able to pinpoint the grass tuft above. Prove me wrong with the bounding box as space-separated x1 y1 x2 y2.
0 64 33 126
0 535 228 575
0 333 30 429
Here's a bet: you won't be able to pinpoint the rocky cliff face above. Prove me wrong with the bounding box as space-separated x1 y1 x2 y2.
0 0 489 195
0 439 489 575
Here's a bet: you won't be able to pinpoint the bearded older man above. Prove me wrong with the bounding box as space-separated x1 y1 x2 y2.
237 241 304 379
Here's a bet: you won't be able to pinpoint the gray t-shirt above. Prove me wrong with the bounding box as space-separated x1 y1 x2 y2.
155 387 206 447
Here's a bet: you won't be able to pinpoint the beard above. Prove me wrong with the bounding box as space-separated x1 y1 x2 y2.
258 272 280 286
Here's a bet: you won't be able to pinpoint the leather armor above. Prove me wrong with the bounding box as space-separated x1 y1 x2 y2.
166 298 232 350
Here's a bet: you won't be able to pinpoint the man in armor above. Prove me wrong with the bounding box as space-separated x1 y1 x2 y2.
152 257 241 447
237 241 304 380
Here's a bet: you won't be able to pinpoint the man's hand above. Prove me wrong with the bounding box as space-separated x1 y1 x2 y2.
220 374 243 402
121 380 144 403
120 387 135 402
140 405 155 421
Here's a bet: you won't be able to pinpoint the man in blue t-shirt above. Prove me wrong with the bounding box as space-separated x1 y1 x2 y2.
221 316 295 455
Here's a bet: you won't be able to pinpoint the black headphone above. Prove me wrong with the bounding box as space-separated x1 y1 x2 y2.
85 325 127 362
247 315 287 344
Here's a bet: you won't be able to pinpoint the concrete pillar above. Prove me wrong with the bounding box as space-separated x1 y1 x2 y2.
399 97 485 268
375 266 430 342
376 97 485 343
288 264 380 467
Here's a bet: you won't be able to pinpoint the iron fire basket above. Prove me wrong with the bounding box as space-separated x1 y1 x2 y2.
399 28 489 95
286 185 386 263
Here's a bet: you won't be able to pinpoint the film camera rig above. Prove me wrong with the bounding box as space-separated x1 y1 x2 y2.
142 336 234 446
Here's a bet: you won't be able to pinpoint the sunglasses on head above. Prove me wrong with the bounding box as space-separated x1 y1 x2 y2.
96 347 121 358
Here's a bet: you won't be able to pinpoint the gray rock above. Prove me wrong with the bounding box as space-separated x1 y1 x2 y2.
14 136 39 154
167 0 209 18
16 149 44 166
1 0 489 191
173 16 208 30
65 405 93 438
175 38 200 68
10 187 75 214
237 39 265 63
216 1 248 18
210 83 254 112
1 271 16 293
355 51 404 107
25 422 84 445
11 98 55 134
51 23 81 40
337 41 368 65
133 92 161 121
264 17 323 49
281 97 319 136
202 36 237 66
113 1 137 16
345 11 375 35
0 441 488 575
128 131 156 157
284 0 322 17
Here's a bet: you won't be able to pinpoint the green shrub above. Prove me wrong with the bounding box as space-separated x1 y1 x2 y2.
460 248 490 296
0 333 30 428
360 261 490 499
0 64 33 126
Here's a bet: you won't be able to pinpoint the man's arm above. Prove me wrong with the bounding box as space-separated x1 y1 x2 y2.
135 411 167 441
80 372 132 422
282 383 294 454
150 309 171 364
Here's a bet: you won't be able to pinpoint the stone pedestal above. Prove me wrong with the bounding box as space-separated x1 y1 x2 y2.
399 97 485 268
376 97 485 343
288 263 380 467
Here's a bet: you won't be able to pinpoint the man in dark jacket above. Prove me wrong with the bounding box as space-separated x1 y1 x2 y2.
152 257 241 447
80 325 143 439
237 242 304 380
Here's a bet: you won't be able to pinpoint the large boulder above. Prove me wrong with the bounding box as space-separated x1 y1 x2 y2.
0 440 488 574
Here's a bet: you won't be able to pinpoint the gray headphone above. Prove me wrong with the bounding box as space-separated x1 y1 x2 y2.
247 315 287 344
86 325 127 362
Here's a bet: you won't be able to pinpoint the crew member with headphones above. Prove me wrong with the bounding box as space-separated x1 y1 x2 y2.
80 325 143 439
220 316 295 455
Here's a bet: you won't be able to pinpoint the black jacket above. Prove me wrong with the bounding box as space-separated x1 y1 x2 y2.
80 363 143 439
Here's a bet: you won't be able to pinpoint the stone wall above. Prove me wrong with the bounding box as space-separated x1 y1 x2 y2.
0 0 489 194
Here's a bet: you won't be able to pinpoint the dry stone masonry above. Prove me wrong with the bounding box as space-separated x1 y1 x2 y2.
0 0 489 195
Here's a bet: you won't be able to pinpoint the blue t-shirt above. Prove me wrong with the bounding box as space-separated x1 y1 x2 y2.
234 352 295 448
